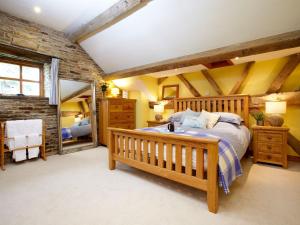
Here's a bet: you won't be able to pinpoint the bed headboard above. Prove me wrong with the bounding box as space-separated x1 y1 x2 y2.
174 95 249 127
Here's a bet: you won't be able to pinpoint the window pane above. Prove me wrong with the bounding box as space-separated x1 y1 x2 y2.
0 62 20 79
0 79 20 95
22 66 40 81
22 82 40 96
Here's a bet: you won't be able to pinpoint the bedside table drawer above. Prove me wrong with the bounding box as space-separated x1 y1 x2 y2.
257 143 282 154
257 152 282 164
257 132 283 143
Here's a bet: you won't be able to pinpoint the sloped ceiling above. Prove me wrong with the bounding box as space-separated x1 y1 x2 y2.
80 0 300 73
0 0 299 76
0 0 119 33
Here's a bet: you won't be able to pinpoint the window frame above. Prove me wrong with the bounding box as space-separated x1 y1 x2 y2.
0 58 44 97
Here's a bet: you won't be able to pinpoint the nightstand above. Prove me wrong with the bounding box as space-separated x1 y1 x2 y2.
147 120 168 127
252 125 289 168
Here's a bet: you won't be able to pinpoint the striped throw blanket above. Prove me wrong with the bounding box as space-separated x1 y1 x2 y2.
139 127 243 194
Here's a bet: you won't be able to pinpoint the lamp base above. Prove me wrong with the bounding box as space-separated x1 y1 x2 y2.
155 114 163 121
266 115 284 127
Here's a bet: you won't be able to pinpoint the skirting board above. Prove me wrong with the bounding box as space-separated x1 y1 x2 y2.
288 155 300 162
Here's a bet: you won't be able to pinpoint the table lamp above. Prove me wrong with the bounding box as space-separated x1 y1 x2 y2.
154 104 164 121
265 101 286 127
111 87 120 97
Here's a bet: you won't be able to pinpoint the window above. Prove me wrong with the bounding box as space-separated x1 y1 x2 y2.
0 59 43 96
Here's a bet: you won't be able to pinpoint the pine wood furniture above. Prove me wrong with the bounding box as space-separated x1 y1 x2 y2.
99 98 136 146
147 120 168 127
0 121 46 171
252 125 289 168
108 95 249 213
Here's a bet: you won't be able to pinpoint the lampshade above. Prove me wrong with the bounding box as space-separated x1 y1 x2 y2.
265 101 286 114
111 87 120 96
154 104 164 113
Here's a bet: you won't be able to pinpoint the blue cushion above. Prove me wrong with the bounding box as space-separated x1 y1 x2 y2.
79 118 90 126
181 115 207 128
179 108 201 123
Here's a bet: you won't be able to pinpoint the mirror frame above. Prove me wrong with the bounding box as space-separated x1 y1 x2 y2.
162 84 179 100
57 79 98 154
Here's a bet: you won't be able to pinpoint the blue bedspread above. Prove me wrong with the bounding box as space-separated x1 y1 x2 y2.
62 128 72 140
139 127 243 194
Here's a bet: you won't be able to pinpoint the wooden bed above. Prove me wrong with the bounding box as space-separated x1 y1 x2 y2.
107 95 249 213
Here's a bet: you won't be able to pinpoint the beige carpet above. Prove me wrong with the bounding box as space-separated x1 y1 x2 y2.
0 147 299 225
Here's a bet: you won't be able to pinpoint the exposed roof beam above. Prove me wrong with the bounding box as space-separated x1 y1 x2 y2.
229 61 254 94
250 91 300 108
157 77 168 85
68 0 151 43
201 70 224 95
267 54 300 94
104 30 300 81
176 74 201 97
62 85 91 103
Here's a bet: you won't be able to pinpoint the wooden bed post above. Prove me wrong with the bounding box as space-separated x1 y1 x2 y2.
108 129 116 170
0 123 5 171
207 142 219 213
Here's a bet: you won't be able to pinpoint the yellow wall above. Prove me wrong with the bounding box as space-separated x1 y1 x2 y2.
115 56 300 156
61 102 82 128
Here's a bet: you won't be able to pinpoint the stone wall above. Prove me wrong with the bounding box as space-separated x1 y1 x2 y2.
0 11 105 155
0 96 57 155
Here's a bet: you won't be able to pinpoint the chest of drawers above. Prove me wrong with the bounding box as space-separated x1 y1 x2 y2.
99 98 136 145
252 126 289 168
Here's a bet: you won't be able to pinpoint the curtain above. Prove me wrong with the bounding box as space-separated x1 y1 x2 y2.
49 58 60 105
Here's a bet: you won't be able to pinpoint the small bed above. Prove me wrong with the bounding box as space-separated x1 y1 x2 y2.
107 95 250 213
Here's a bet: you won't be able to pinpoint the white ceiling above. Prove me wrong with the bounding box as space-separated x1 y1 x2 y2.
0 0 119 33
60 80 90 100
0 0 299 76
81 0 300 73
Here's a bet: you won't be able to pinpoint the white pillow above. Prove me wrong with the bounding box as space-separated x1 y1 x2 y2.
201 110 220 129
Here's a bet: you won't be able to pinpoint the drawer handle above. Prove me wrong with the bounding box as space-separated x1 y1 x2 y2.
267 145 272 150
267 136 273 140
267 155 272 160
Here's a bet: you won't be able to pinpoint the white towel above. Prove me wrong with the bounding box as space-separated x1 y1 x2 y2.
24 119 42 135
6 120 26 137
12 150 27 162
27 133 42 147
28 147 40 159
8 135 27 150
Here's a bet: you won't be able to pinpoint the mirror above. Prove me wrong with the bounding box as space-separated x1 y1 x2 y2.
58 79 97 154
162 84 179 100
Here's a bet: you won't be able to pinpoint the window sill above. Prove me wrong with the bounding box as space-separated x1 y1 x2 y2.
0 95 49 100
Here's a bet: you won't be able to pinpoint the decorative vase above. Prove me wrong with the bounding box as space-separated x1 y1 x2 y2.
256 120 264 126
101 91 106 98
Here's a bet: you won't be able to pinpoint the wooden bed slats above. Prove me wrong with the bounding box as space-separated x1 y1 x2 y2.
109 129 218 185
174 95 249 127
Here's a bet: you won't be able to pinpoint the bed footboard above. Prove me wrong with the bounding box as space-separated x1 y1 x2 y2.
108 128 219 213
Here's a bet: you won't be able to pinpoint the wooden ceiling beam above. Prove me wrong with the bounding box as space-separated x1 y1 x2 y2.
176 74 201 97
62 85 91 103
250 91 300 108
157 77 168 85
229 61 254 94
201 70 224 95
267 54 300 94
68 0 151 43
104 30 300 80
